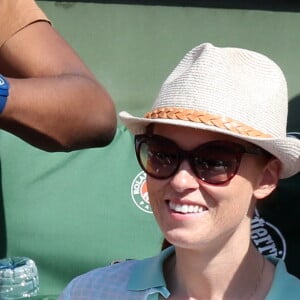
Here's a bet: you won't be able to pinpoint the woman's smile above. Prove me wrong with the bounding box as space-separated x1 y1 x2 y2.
168 200 208 214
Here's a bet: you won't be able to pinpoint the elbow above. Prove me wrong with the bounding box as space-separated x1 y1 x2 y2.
94 116 117 148
42 80 117 152
58 107 117 152
90 99 118 147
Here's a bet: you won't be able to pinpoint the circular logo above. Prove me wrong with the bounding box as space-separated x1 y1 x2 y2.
251 209 286 260
0 78 5 86
131 171 152 213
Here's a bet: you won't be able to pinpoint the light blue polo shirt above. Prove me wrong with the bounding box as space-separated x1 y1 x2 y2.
58 246 300 299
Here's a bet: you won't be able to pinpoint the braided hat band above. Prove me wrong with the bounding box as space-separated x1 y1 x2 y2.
144 107 272 138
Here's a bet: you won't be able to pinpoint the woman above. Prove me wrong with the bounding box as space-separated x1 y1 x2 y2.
59 43 300 299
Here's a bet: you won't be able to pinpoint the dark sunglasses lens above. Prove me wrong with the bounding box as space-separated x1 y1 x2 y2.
192 144 240 184
138 137 179 179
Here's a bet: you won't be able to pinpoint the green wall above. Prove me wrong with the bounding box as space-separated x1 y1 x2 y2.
37 1 300 118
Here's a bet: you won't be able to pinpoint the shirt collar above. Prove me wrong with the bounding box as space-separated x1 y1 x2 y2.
127 249 297 299
265 256 296 299
127 246 174 297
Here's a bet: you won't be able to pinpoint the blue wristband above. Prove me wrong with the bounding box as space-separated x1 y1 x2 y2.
0 75 10 113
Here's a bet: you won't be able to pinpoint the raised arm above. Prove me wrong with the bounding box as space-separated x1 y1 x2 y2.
0 20 116 151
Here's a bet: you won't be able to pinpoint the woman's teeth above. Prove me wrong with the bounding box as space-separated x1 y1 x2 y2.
169 201 206 214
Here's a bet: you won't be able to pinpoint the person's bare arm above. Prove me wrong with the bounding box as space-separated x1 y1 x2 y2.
0 21 116 151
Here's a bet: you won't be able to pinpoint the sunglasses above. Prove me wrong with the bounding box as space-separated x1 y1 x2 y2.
135 134 265 185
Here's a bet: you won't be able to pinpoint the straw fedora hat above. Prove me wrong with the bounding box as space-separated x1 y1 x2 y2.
119 43 300 178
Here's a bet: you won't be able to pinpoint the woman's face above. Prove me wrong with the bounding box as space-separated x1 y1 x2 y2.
146 124 279 251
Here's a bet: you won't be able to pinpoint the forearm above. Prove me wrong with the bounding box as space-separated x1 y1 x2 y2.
0 75 116 151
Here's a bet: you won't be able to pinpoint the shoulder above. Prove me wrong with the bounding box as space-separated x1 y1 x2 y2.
0 0 50 47
59 260 141 300
58 248 174 300
70 259 136 289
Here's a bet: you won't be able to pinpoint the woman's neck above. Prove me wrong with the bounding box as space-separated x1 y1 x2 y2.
163 243 274 300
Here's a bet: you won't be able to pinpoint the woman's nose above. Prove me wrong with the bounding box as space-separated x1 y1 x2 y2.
169 160 199 193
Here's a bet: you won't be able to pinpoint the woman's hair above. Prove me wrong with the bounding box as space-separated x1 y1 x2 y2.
145 123 155 134
161 238 172 250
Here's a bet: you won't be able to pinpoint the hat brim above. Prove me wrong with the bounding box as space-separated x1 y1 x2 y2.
119 111 300 179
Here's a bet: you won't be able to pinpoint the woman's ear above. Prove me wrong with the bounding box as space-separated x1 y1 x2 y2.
253 158 281 200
